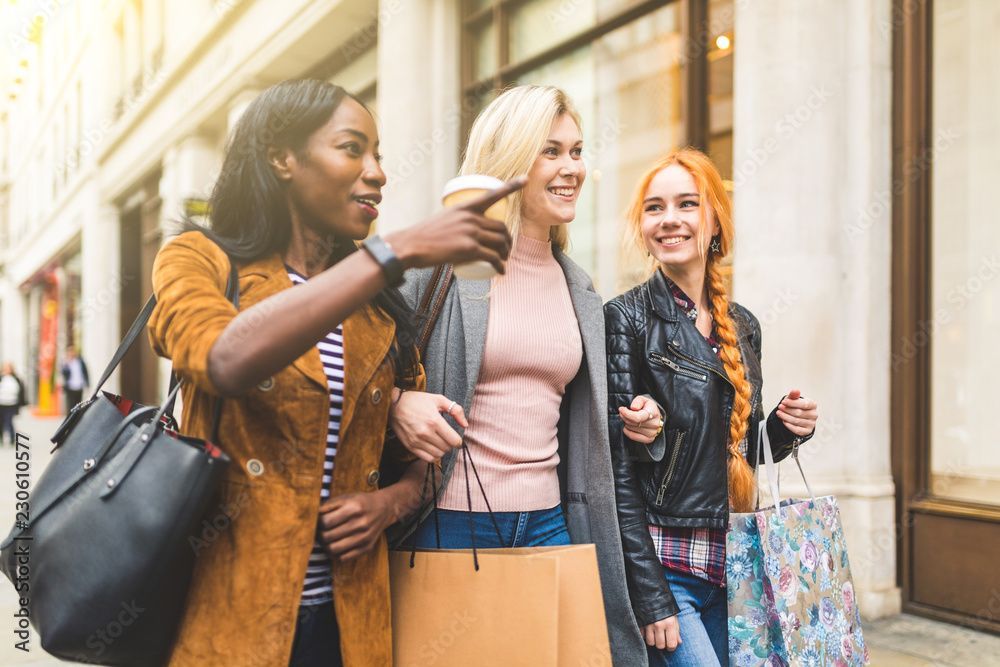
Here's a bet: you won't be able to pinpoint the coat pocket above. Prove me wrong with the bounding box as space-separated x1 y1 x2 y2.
648 351 709 383
653 430 686 506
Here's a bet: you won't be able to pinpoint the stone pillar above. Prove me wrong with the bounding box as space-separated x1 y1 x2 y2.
80 204 122 394
732 0 900 618
158 133 220 236
0 279 28 385
376 0 462 233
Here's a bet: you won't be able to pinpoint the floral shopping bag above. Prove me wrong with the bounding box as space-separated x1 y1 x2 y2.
727 425 869 667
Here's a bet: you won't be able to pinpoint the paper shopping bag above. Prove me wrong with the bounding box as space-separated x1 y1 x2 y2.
390 544 611 667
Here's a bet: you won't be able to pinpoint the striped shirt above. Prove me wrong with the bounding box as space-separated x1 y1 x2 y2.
287 267 344 606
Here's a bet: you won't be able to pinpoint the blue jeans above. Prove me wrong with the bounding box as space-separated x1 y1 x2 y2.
410 505 571 549
647 568 729 667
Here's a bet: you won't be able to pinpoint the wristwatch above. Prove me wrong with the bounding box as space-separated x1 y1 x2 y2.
361 235 404 287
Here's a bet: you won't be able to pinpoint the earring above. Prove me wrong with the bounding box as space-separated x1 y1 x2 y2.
710 236 722 254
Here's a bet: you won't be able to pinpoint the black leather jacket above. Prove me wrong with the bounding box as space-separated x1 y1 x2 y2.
604 270 811 625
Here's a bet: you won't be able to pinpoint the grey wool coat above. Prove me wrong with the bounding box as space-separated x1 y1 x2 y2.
395 250 648 666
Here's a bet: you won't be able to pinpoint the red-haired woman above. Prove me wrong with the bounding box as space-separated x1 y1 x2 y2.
605 148 818 666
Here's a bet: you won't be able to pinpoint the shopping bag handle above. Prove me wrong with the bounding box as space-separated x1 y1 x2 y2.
756 421 816 513
406 442 504 571
756 421 782 512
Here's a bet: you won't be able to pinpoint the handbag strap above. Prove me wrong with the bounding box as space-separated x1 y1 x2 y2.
414 264 454 356
91 255 240 404
90 296 158 399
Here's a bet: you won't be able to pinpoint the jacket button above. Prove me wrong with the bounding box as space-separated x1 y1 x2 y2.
257 377 274 391
247 459 264 476
371 388 383 404
672 339 681 347
366 470 380 487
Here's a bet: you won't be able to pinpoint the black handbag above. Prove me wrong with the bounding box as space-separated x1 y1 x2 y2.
0 259 238 666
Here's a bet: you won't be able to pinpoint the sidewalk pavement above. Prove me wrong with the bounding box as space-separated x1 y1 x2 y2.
0 413 997 666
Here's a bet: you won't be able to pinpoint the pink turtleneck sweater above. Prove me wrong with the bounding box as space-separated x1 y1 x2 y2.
439 235 583 512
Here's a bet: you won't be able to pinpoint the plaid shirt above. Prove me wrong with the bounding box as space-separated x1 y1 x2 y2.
649 277 727 587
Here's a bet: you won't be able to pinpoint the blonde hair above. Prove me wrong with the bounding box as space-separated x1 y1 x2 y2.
460 85 582 251
625 148 756 512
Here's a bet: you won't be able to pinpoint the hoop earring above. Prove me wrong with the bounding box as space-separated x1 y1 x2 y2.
710 236 722 254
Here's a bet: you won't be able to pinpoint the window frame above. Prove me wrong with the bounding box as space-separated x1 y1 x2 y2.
458 0 711 148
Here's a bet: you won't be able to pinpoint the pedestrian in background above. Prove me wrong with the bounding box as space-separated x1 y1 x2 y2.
60 345 89 412
0 362 27 445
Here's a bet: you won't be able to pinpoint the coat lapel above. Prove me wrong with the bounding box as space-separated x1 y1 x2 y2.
236 255 328 393
456 278 492 409
340 305 395 436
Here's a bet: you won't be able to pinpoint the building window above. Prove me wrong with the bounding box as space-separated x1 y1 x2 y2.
460 0 731 294
929 0 1000 508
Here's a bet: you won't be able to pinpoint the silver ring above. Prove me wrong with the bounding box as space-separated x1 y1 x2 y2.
446 401 456 415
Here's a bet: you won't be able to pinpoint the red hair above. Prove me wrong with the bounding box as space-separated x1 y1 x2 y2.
626 148 755 512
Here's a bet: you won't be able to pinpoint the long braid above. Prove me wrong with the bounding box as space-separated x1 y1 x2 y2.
706 255 755 512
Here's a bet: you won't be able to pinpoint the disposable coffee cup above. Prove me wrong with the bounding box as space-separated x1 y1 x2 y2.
441 174 510 280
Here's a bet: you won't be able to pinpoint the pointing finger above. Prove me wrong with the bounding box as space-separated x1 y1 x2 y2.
463 176 527 213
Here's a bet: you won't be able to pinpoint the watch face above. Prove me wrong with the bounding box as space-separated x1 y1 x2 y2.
364 236 404 286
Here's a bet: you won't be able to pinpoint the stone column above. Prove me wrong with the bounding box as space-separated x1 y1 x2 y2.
732 0 900 618
159 133 219 234
376 0 462 233
80 204 122 394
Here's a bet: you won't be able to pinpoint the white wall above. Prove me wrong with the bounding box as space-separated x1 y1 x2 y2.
732 0 900 619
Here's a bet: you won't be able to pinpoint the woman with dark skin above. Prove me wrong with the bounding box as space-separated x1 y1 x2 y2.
148 79 520 666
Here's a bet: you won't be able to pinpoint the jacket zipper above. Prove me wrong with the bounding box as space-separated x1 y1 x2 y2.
666 345 735 390
668 344 738 458
649 352 708 382
655 430 686 505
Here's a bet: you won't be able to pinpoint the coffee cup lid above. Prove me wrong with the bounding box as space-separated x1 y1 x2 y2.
442 174 506 198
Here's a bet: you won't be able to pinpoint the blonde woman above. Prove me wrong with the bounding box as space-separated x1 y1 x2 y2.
605 148 818 666
390 85 654 664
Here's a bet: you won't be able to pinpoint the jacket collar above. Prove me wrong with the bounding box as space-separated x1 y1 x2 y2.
644 269 725 373
647 268 681 322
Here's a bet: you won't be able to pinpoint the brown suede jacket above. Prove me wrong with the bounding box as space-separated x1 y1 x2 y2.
148 231 422 666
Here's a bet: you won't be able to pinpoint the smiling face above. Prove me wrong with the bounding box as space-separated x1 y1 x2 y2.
640 163 718 273
520 112 586 232
272 97 386 241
